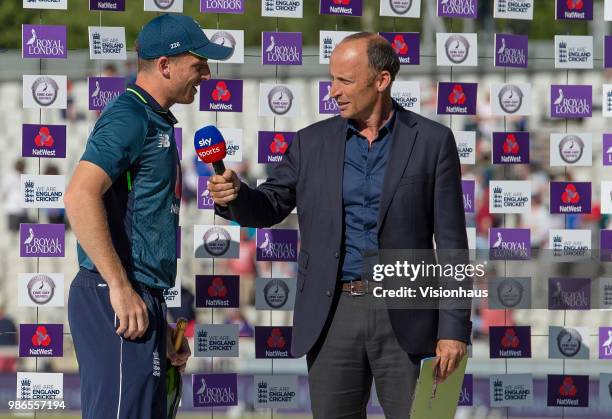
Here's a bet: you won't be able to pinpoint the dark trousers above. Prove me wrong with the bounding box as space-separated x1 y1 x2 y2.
68 268 167 419
307 289 430 419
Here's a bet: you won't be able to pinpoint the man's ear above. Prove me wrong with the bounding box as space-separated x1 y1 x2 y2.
157 56 171 78
378 71 392 92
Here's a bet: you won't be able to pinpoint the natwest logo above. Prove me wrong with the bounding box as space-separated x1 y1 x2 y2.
255 326 293 358
208 276 228 298
201 79 242 112
212 81 231 102
266 327 286 349
391 34 408 54
562 183 580 204
269 134 288 154
449 84 466 105
32 326 51 347
35 127 54 147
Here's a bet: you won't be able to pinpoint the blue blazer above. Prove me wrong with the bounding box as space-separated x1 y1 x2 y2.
216 106 472 357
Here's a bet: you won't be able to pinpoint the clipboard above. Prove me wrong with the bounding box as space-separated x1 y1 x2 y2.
410 355 468 419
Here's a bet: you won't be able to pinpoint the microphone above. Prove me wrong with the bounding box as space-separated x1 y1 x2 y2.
193 125 237 216
193 125 227 175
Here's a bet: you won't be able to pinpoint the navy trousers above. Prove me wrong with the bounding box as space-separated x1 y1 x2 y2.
68 267 167 419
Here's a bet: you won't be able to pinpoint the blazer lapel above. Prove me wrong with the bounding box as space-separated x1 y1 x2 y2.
377 109 419 232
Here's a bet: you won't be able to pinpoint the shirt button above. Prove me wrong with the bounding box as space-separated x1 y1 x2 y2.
326 290 332 297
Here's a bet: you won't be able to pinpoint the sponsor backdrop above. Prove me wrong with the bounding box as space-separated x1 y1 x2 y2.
10 0 612 416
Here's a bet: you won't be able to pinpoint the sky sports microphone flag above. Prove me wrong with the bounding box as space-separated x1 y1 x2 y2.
194 125 227 175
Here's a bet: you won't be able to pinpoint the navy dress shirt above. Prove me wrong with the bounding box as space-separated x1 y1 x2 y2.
340 110 396 280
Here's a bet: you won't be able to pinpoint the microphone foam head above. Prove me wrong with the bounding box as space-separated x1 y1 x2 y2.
194 125 227 163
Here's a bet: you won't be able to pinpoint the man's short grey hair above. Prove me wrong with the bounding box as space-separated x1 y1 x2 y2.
341 32 400 82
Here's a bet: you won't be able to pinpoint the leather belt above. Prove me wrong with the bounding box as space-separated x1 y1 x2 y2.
340 279 370 296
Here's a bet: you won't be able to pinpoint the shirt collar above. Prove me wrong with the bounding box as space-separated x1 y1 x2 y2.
346 101 398 140
126 84 178 125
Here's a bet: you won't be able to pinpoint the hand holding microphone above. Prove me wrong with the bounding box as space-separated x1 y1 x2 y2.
193 125 240 207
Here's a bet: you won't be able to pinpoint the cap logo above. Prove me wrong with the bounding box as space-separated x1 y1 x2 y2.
170 42 181 49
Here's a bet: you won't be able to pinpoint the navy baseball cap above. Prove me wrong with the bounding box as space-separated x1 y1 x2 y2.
136 14 233 60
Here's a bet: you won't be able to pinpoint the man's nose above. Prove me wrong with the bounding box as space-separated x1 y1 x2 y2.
201 65 212 81
330 82 341 99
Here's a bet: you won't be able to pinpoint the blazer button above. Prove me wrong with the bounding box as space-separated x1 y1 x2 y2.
325 290 332 297
334 252 339 259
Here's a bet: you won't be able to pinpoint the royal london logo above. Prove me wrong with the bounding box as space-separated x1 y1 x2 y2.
552 87 591 116
259 232 296 260
24 27 65 58
551 282 589 310
496 37 527 67
264 34 300 64
440 0 476 17
490 231 529 259
320 84 339 113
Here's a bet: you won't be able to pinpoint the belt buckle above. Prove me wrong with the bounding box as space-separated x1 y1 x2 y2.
350 279 366 296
